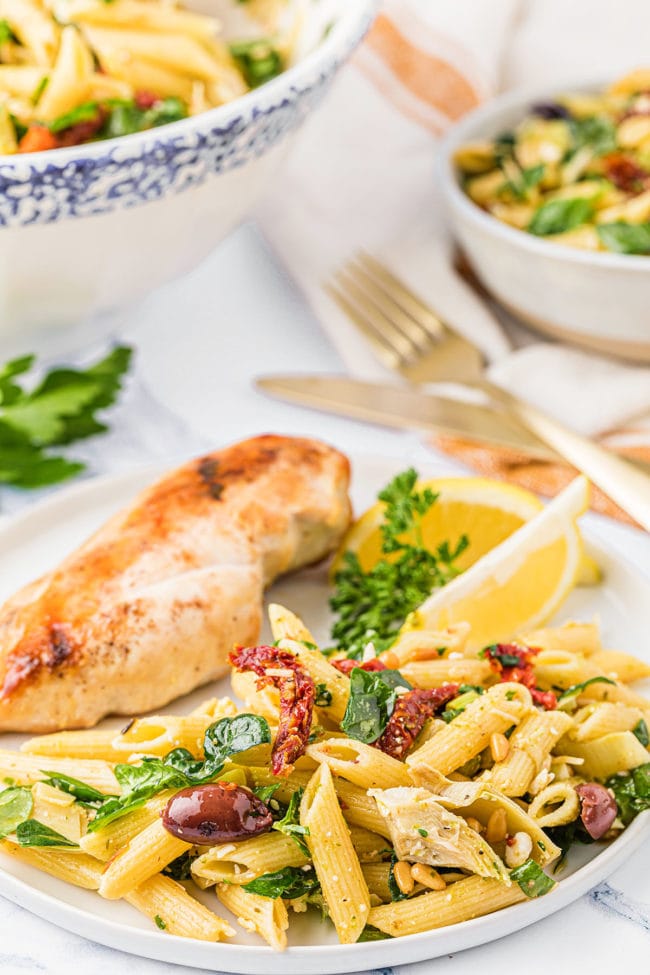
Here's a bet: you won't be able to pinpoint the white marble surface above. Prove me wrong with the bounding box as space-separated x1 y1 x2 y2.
1 222 650 974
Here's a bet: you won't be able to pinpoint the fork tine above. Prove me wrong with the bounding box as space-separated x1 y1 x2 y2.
345 260 432 353
333 270 419 363
356 252 447 339
325 282 403 372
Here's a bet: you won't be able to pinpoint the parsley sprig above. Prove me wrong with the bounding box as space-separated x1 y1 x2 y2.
330 469 468 659
0 346 132 489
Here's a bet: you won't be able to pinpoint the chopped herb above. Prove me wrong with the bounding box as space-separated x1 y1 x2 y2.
597 222 650 255
505 690 516 701
436 647 447 656
0 19 16 43
331 469 468 659
230 38 284 88
510 859 555 897
254 783 281 804
242 865 319 899
16 820 78 848
479 645 523 668
537 840 546 851
49 101 100 133
31 76 49 106
0 787 33 840
606 763 650 826
272 790 310 856
416 827 428 837
557 676 616 710
0 346 132 489
633 719 649 747
314 683 332 707
341 668 412 744
441 707 464 724
528 197 595 236
154 915 167 930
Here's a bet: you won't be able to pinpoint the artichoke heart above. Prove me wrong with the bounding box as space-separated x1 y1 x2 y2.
369 786 510 884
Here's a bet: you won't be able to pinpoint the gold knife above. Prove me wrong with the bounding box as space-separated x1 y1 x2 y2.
256 374 561 460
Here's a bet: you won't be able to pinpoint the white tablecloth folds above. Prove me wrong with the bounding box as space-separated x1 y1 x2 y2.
258 0 650 523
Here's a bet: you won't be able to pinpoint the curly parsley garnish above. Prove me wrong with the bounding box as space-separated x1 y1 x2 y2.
330 469 468 659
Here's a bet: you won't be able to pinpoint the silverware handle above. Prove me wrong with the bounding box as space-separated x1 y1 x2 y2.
478 379 650 532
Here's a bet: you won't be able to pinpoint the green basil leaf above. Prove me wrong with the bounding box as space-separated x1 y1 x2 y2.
357 926 393 942
597 222 650 255
570 116 617 156
229 39 284 88
0 787 33 839
341 668 412 744
528 198 594 236
48 101 100 134
254 784 281 803
162 851 196 881
242 865 319 899
16 819 78 848
510 859 556 897
557 676 616 710
41 771 109 806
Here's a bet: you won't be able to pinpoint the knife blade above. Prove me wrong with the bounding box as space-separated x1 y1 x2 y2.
256 374 561 461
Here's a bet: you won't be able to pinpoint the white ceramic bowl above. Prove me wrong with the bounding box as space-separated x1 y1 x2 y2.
439 82 650 362
0 0 376 355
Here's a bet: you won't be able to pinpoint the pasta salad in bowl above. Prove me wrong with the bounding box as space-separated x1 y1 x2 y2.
0 0 376 351
440 71 650 362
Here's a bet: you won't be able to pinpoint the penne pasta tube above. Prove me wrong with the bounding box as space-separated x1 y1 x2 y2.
400 659 493 689
268 603 317 646
556 731 650 780
361 861 392 903
348 826 392 862
368 876 528 937
301 764 371 944
216 883 288 951
332 778 391 837
22 729 127 762
0 750 117 793
521 622 602 656
191 831 308 888
588 650 650 684
99 818 190 899
481 710 573 797
125 874 234 941
244 767 312 804
0 841 102 888
80 793 173 861
306 738 411 791
570 703 645 742
37 24 95 120
407 684 532 782
382 623 472 665
82 26 224 83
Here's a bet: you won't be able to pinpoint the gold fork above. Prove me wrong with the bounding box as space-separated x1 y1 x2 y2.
327 253 650 531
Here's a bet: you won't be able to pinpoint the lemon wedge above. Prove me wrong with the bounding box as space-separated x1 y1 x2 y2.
403 475 590 648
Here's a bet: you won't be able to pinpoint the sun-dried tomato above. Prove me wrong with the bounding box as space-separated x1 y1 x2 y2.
229 645 314 776
602 152 650 193
374 684 459 760
482 643 557 710
333 657 387 676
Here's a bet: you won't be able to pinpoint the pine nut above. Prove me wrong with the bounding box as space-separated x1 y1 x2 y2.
393 860 414 895
410 863 446 891
465 816 484 833
490 732 510 763
486 807 508 845
505 831 533 868
380 650 399 669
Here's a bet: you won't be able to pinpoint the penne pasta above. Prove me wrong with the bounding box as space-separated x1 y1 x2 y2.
481 710 573 797
307 738 411 791
0 750 117 792
126 874 234 941
400 658 493 689
192 831 308 888
99 818 190 900
216 883 288 951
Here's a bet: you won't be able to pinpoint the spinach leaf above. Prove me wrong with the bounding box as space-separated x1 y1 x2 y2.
272 790 310 855
597 222 650 255
556 676 616 710
341 668 412 744
0 18 16 43
510 859 556 897
49 102 100 133
606 763 650 826
545 819 593 873
254 784 281 803
154 915 167 930
357 926 393 942
570 116 617 156
229 39 284 88
101 96 187 139
16 819 78 848
500 163 545 201
203 714 271 772
0 787 33 839
528 198 594 236
633 719 649 747
163 851 196 881
315 683 333 707
41 771 110 806
242 865 319 899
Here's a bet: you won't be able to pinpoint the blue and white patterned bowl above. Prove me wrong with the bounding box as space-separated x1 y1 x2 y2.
1 0 376 350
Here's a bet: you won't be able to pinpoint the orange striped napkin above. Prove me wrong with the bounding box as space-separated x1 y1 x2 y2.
258 0 650 525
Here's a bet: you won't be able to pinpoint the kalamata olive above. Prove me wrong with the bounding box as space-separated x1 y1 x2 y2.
530 101 572 120
576 782 618 840
162 782 273 844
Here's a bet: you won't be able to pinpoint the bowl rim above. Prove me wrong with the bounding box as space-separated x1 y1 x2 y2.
438 77 650 273
1 0 377 167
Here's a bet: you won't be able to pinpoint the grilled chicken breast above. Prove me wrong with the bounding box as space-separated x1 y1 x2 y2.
0 435 351 732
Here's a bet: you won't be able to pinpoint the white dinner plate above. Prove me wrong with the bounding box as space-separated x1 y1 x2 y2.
1 453 649 974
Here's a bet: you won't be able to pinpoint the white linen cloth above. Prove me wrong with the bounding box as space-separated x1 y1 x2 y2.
258 0 650 446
